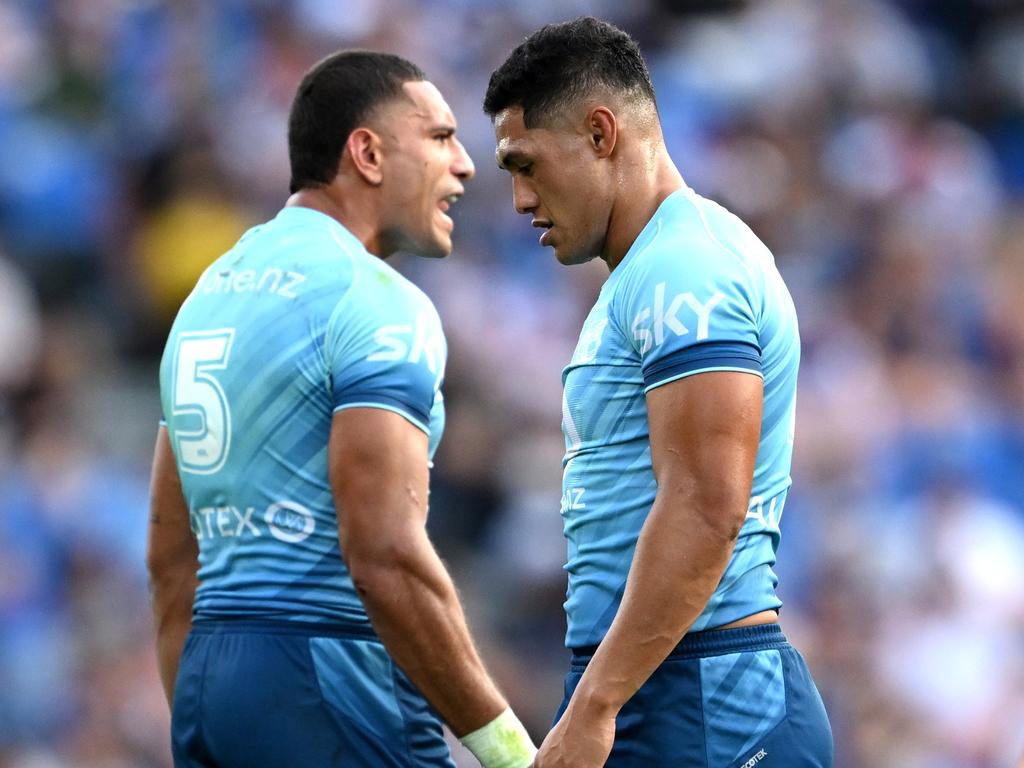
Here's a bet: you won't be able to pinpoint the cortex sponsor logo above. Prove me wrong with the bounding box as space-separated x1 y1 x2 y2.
631 284 725 354
368 311 444 386
190 501 316 544
190 506 260 540
740 749 767 768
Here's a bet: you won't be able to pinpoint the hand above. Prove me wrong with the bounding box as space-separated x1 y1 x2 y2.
531 704 616 768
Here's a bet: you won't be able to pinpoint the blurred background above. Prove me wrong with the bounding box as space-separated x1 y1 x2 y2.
0 0 1022 766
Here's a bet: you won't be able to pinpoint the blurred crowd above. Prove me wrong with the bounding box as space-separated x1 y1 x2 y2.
1 0 1022 766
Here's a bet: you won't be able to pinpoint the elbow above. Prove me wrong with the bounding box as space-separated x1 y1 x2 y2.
702 495 747 544
146 544 199 601
146 558 197 598
146 544 185 580
145 553 198 629
146 548 170 586
666 483 748 543
345 541 423 603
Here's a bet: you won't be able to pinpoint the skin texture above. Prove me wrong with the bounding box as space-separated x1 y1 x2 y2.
146 427 199 707
329 407 506 736
291 79 475 259
494 100 680 270
534 373 763 767
494 97 774 767
147 78 514 743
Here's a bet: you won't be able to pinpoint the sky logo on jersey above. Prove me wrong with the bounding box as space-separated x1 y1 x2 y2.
630 284 725 354
367 311 444 387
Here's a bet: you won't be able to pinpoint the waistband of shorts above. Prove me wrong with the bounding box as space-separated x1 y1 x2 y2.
571 623 787 663
190 618 380 641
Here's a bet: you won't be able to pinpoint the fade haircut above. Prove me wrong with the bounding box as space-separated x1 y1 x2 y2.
483 17 656 127
288 51 425 193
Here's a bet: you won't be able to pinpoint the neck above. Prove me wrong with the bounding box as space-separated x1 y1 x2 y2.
601 143 684 271
286 185 390 258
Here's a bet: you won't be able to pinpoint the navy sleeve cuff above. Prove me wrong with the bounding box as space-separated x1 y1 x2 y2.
333 391 431 431
642 341 762 391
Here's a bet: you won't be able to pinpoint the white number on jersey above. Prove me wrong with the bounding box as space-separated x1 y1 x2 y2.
172 329 235 474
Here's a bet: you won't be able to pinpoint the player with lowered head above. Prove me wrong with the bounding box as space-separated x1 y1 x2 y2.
485 17 833 768
146 51 536 768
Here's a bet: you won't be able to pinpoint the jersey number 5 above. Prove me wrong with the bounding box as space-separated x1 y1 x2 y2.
172 329 235 474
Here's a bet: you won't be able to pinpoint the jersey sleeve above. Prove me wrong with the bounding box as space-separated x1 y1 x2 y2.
615 234 763 393
323 268 446 435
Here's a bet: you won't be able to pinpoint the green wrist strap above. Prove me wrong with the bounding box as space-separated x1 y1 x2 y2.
460 707 537 768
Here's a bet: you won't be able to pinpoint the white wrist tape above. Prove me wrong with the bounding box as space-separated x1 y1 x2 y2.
460 707 537 768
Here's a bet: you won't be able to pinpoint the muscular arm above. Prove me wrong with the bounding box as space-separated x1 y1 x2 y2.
146 426 199 708
329 407 507 737
536 371 762 766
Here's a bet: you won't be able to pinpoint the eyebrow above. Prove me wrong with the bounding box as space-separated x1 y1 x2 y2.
429 123 457 135
496 148 530 170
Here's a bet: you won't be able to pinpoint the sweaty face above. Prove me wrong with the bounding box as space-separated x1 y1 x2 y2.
378 81 475 258
494 106 609 266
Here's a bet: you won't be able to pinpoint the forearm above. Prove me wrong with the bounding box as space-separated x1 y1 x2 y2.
147 427 199 709
150 566 198 707
572 492 739 716
352 535 507 737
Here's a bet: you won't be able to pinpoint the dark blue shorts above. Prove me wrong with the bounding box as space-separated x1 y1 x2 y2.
171 620 455 768
558 624 833 767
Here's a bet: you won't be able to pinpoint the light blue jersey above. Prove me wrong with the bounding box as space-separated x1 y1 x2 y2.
561 187 799 648
159 206 446 626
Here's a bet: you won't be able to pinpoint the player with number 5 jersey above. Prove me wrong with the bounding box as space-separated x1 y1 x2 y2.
148 51 536 768
161 206 447 625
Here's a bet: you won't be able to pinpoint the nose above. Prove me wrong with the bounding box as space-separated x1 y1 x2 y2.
451 137 475 181
512 175 538 215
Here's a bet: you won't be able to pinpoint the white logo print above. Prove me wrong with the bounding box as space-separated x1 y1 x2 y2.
368 311 444 387
746 495 784 532
740 748 767 768
573 317 608 365
562 392 582 456
190 500 316 545
631 284 725 354
265 502 316 543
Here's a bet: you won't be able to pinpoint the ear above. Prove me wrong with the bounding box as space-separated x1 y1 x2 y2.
588 106 617 159
345 127 385 186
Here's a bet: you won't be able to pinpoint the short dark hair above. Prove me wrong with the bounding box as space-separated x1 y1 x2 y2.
483 17 656 127
288 51 425 193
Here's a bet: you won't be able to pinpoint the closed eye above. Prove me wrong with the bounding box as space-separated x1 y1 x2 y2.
497 151 534 177
498 159 533 177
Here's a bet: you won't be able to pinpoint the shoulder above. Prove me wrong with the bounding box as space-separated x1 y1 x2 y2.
611 189 768 317
338 255 442 334
324 254 445 379
605 190 772 368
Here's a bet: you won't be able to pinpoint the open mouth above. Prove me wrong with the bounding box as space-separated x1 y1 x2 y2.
438 193 461 212
437 192 463 229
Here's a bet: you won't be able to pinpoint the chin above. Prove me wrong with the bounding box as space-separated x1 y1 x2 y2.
400 227 450 258
420 234 452 259
554 244 595 267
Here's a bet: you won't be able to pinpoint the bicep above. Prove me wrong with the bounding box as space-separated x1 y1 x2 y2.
328 408 430 562
646 372 763 526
